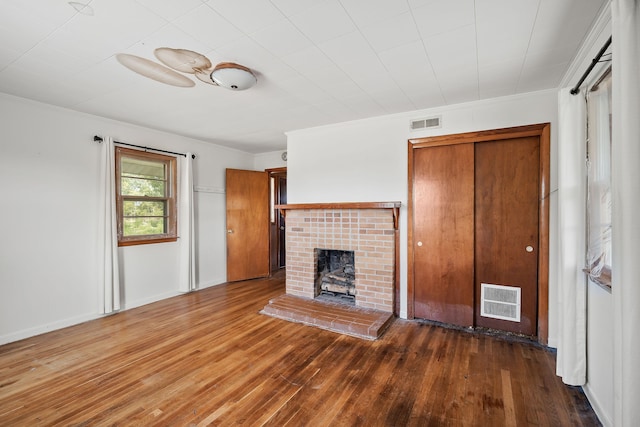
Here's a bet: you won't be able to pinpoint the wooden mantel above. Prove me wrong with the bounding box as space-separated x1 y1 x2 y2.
275 202 401 229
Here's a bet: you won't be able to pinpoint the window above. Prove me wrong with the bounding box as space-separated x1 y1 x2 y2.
115 147 177 246
586 67 612 288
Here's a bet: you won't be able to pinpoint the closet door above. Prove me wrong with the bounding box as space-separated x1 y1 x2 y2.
474 137 540 335
413 143 475 326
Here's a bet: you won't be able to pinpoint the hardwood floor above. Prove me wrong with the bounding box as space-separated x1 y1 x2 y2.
0 273 599 426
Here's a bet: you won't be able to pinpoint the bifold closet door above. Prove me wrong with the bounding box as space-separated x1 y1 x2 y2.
413 142 475 326
474 137 540 335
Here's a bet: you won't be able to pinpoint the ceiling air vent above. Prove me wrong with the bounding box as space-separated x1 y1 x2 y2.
410 116 441 131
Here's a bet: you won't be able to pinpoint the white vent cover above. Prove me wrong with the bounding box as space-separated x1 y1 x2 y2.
480 283 521 322
410 116 441 131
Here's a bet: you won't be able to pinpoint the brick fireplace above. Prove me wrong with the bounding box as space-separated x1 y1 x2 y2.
277 202 400 313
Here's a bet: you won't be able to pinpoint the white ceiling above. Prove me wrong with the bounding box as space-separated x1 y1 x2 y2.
0 0 607 153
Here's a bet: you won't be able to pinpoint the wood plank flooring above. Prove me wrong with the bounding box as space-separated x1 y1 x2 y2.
0 273 600 426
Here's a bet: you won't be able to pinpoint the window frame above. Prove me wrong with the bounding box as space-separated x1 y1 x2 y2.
115 147 178 246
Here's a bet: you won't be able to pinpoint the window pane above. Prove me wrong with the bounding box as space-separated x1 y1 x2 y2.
123 217 167 236
122 157 166 180
123 200 166 217
115 147 177 244
586 69 612 285
121 176 165 197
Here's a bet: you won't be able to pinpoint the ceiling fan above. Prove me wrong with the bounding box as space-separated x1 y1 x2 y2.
116 47 257 91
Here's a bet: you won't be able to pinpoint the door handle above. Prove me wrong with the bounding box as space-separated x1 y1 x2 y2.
526 245 534 252
280 226 285 231
227 229 233 234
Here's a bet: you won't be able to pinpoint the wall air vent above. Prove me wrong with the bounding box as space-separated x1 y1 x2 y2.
410 116 441 131
480 283 521 322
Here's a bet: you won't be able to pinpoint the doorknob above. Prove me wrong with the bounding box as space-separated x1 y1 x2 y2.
280 226 285 231
227 229 233 234
417 241 423 247
526 245 534 252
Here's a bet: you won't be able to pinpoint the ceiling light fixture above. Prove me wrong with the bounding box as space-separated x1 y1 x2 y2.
209 62 257 91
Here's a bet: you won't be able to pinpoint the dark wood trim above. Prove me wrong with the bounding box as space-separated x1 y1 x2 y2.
409 123 549 148
406 142 415 319
407 123 551 344
276 202 401 230
265 166 287 174
276 202 401 210
537 123 551 345
119 236 178 247
115 147 178 246
394 227 400 316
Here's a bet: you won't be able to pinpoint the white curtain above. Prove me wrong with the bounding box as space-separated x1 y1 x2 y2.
178 153 196 292
98 137 120 314
612 0 640 425
556 90 587 385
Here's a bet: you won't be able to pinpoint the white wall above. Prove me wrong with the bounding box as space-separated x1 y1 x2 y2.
559 8 614 426
254 150 287 171
0 93 269 344
286 89 559 344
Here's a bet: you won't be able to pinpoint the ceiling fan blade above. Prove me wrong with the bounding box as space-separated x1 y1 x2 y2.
194 68 217 85
154 48 212 74
116 54 195 87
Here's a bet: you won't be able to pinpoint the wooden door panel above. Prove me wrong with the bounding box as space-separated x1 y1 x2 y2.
226 169 270 282
474 137 540 335
414 143 475 326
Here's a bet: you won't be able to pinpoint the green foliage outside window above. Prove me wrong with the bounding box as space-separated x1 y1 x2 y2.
119 154 173 238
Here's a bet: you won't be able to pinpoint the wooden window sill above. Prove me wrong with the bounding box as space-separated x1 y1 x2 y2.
119 236 178 247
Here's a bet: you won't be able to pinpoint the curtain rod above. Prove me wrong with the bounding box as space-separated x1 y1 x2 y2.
93 135 196 159
570 36 612 95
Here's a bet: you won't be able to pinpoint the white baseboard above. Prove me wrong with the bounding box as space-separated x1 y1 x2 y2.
0 312 101 346
1 278 247 346
583 383 612 427
197 277 227 290
123 291 182 311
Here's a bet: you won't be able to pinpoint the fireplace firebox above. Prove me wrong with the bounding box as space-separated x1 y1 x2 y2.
315 249 355 304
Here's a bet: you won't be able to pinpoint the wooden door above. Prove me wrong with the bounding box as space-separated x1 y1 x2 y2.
226 168 270 282
413 143 475 326
409 124 550 342
474 137 539 335
268 170 287 273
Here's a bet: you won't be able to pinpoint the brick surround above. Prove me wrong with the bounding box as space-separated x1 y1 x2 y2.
283 207 396 312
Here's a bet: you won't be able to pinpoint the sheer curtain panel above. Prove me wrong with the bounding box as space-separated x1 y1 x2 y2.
556 90 587 385
98 137 121 314
179 153 196 292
